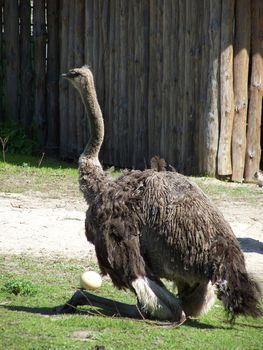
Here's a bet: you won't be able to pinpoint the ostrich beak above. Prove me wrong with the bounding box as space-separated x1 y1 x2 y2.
61 72 69 79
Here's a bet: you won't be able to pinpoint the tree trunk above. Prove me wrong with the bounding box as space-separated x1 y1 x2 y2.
59 0 69 158
33 0 47 148
47 0 60 154
232 0 251 182
245 0 263 181
4 0 19 122
217 0 235 176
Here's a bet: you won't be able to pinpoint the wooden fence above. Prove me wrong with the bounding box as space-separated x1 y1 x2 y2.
0 0 262 181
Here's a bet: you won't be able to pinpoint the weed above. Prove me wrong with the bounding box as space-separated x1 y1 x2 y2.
0 136 9 162
0 121 37 156
2 278 37 296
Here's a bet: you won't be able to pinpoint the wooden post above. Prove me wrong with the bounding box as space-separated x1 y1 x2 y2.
200 1 221 176
59 0 69 158
20 0 33 130
46 0 60 154
217 0 235 176
33 0 47 147
231 0 251 182
245 0 263 181
4 0 19 122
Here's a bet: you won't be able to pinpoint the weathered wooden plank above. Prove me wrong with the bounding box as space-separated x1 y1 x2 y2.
47 0 60 154
106 0 116 165
67 0 76 158
99 0 110 164
113 0 120 166
177 0 186 173
0 0 3 122
161 0 171 162
133 0 149 169
127 0 135 167
118 0 129 167
83 0 94 154
33 0 47 147
245 0 263 181
59 0 69 158
148 0 163 162
74 0 85 154
217 0 235 176
232 0 251 182
168 0 179 168
4 0 19 122
201 0 221 176
20 0 33 129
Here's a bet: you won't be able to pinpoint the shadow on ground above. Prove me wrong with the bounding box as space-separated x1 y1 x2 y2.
0 304 225 329
238 238 263 254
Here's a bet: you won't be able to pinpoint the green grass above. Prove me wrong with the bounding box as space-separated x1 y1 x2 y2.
0 153 262 204
0 255 262 350
0 155 262 348
0 153 79 196
0 256 263 350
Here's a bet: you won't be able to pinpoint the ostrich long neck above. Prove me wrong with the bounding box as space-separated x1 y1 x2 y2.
77 74 106 202
79 78 104 161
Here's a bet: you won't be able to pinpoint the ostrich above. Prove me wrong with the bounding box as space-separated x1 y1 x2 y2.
61 66 262 323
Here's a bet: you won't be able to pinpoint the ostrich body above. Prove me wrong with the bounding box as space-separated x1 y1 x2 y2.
63 66 262 322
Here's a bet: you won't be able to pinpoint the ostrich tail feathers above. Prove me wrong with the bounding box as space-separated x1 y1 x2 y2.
216 270 262 321
211 239 262 321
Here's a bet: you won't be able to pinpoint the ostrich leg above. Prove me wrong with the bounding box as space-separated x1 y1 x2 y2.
56 289 142 318
176 281 216 318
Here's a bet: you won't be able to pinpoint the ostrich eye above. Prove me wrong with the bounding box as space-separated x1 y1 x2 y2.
68 70 80 78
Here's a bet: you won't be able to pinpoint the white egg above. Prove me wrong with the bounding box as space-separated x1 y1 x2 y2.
80 271 102 290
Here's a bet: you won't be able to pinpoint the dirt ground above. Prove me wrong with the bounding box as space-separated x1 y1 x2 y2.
0 190 262 283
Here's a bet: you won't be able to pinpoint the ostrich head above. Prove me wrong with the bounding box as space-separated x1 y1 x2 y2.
62 66 94 96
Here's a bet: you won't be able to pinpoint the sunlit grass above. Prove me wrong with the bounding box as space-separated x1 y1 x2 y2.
0 153 261 203
0 254 262 350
